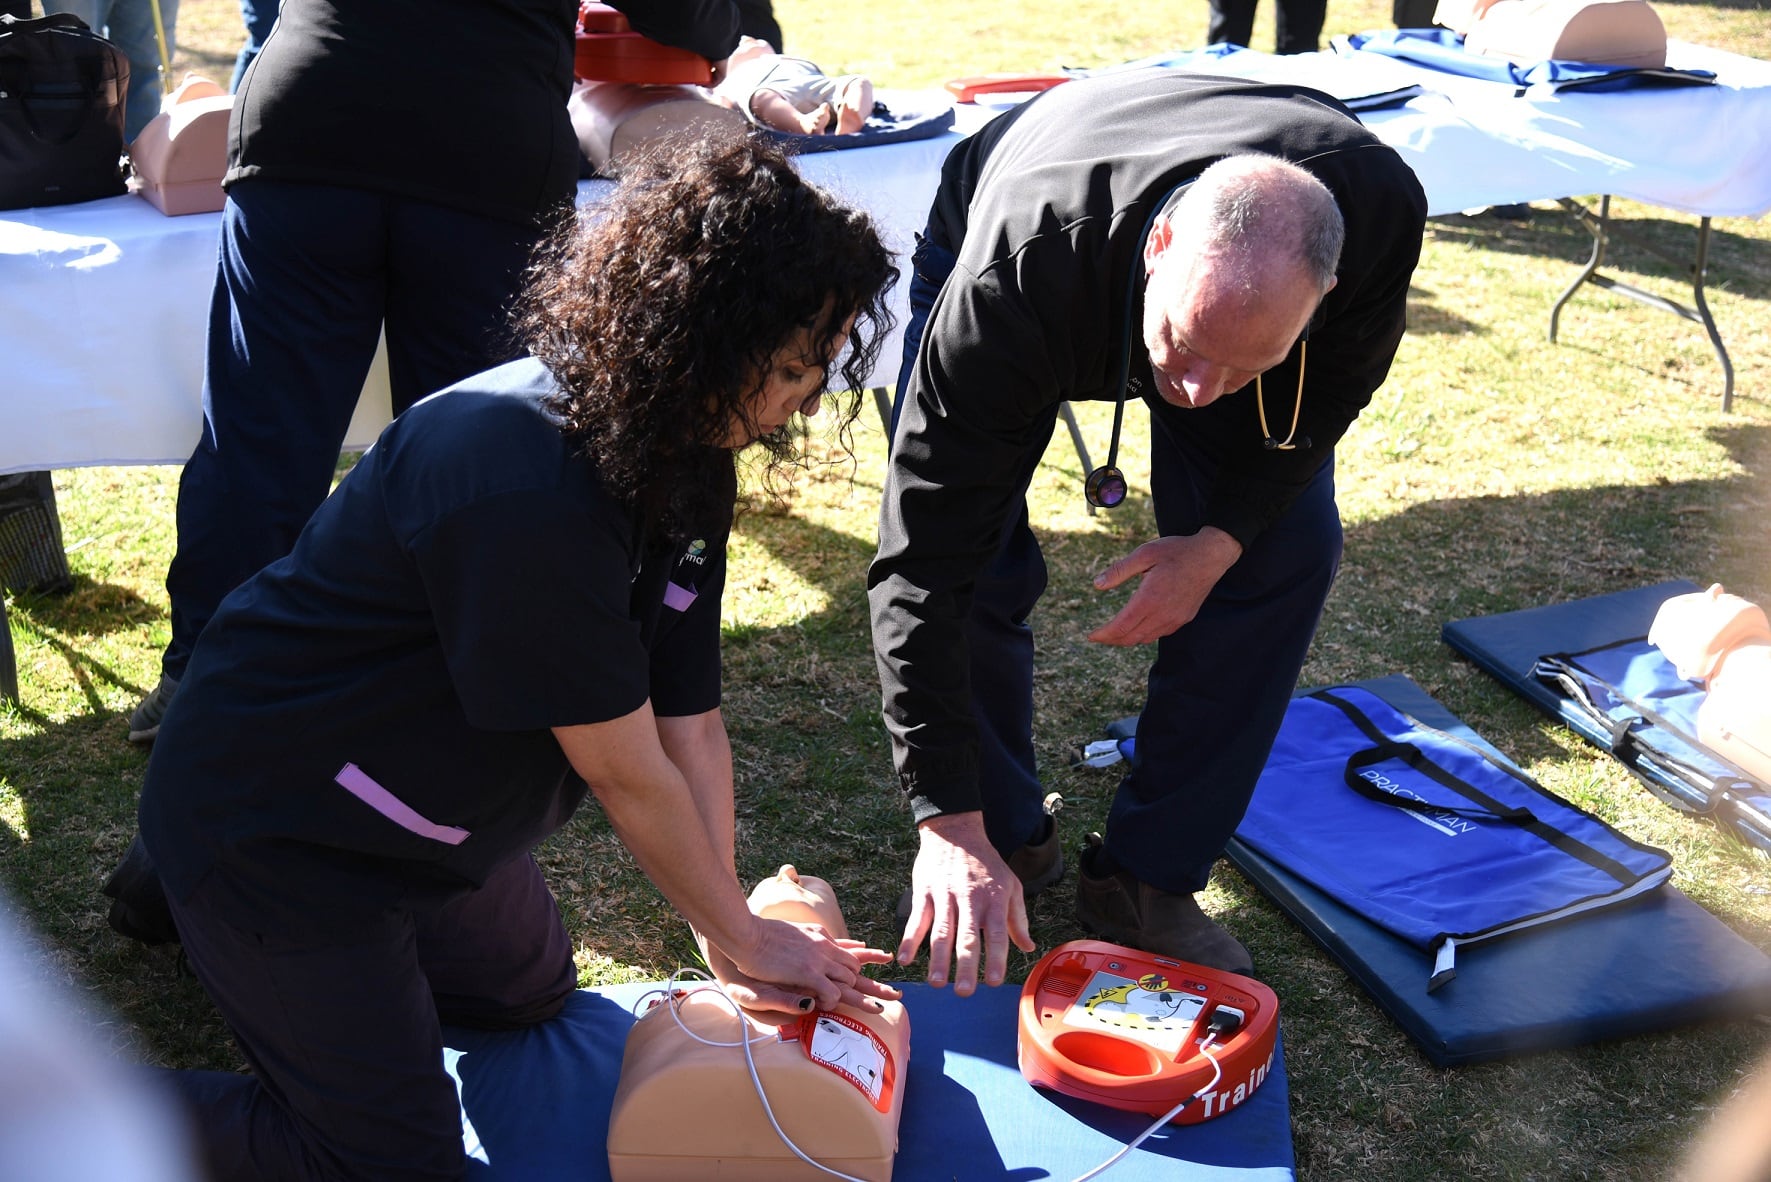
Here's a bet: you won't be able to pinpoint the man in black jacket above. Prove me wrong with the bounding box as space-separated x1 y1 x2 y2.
870 69 1427 994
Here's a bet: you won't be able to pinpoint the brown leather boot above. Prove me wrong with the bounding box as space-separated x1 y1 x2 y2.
1073 834 1253 976
895 812 1067 925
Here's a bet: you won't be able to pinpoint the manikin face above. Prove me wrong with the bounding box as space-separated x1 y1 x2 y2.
1140 217 1330 410
721 314 854 449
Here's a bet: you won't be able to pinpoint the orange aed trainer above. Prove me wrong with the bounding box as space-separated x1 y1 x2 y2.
575 3 713 85
1018 940 1279 1125
605 866 909 1181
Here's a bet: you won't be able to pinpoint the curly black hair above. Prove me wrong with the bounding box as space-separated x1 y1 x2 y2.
515 133 897 540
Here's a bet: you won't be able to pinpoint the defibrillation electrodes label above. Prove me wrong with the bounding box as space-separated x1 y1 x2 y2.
1069 970 1204 1055
793 1011 896 1111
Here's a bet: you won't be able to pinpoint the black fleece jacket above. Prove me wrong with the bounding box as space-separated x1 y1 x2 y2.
869 69 1428 823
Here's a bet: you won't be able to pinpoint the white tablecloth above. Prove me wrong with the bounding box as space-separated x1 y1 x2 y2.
0 105 962 475
4 47 1768 474
1190 40 1771 218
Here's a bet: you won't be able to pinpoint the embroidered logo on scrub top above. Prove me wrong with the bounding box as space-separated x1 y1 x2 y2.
664 538 709 612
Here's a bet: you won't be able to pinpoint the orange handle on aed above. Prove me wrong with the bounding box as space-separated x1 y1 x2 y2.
1017 940 1279 1125
943 73 1072 102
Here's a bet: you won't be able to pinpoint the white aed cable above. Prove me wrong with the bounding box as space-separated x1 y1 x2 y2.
631 969 873 1182
1064 1034 1226 1182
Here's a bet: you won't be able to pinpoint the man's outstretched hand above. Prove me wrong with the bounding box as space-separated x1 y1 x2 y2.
896 811 1036 995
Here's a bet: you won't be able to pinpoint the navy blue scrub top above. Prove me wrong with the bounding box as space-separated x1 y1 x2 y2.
140 357 728 933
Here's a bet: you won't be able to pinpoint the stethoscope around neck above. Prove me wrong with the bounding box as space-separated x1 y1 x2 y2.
1084 185 1313 511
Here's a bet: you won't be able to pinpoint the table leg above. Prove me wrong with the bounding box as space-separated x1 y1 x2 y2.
1549 197 1735 411
1 597 16 704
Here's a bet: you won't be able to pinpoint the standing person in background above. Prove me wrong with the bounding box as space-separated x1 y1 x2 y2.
228 0 275 91
1206 0 1326 55
123 0 742 749
42 0 177 140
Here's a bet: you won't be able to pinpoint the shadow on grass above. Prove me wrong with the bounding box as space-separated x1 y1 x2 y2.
4 582 158 725
1404 281 1486 336
1429 208 1771 293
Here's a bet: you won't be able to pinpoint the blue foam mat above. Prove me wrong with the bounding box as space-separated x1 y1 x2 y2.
1440 580 1700 722
444 980 1294 1180
1441 580 1771 850
1224 674 1771 1067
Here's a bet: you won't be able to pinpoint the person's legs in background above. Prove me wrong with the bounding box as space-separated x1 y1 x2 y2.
140 187 545 742
46 0 179 141
1078 409 1342 971
1205 0 1257 49
381 195 539 416
161 855 574 1180
230 0 278 92
105 0 176 140
1390 0 1438 25
1273 0 1327 54
149 181 393 740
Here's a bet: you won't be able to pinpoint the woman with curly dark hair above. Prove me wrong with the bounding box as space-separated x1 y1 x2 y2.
105 136 899 1181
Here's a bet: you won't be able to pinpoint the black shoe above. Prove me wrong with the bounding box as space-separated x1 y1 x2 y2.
1073 834 1252 975
101 835 179 946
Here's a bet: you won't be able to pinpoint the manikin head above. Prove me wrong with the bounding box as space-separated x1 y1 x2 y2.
1649 583 1771 683
1142 155 1344 410
746 864 849 939
727 35 779 67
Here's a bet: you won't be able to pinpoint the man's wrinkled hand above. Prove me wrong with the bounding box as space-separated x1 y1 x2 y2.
1087 528 1241 647
896 812 1035 996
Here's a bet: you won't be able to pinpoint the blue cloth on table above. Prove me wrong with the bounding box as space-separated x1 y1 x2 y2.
1339 28 1716 92
443 980 1295 1179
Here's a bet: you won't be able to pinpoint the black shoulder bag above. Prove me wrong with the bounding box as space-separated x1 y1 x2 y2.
0 12 129 211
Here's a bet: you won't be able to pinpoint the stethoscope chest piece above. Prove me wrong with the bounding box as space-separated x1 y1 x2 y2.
1085 464 1128 510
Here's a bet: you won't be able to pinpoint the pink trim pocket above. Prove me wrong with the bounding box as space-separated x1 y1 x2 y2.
334 763 470 846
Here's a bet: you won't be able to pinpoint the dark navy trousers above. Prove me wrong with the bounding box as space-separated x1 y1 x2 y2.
162 180 540 682
892 227 1342 895
163 853 576 1181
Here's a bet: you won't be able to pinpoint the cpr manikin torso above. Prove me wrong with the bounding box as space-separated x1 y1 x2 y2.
1649 583 1771 785
606 866 910 1181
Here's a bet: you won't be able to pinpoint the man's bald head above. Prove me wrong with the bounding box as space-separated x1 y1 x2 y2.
1167 154 1344 297
1141 155 1344 409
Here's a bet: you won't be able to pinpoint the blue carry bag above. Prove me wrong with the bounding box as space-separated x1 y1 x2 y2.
1234 685 1673 990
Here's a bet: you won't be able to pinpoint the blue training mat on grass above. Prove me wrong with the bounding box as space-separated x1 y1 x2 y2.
444 979 1294 1179
1222 674 1771 1067
1441 581 1771 852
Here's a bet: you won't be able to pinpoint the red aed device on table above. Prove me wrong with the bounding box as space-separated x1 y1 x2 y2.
1017 940 1279 1125
575 2 713 85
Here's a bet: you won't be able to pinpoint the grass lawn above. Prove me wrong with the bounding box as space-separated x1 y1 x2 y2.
4 0 1770 1177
